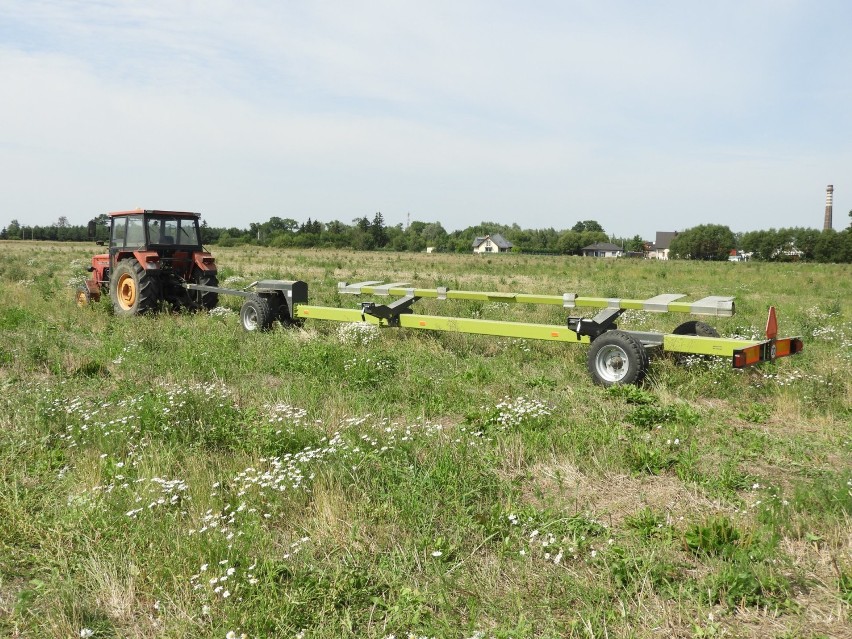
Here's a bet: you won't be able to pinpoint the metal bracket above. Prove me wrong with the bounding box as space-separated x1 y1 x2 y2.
338 281 383 294
643 293 686 312
690 296 735 317
372 282 410 296
360 295 419 326
567 308 625 339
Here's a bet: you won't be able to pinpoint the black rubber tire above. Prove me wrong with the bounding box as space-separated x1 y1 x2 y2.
587 330 649 387
193 270 219 310
672 321 720 338
110 259 160 316
671 321 720 365
240 295 274 331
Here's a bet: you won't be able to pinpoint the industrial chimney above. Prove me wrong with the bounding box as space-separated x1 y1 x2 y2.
824 185 834 231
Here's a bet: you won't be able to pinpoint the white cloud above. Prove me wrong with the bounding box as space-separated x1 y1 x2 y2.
1 1 850 235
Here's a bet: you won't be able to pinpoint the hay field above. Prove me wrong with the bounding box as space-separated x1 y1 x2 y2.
0 241 849 638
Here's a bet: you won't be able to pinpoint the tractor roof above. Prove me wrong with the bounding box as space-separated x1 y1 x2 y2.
108 209 201 218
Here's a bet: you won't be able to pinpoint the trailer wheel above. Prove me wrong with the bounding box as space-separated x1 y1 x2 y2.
268 293 301 327
192 269 219 310
672 321 720 338
671 321 720 364
240 295 274 331
110 259 159 316
587 331 649 386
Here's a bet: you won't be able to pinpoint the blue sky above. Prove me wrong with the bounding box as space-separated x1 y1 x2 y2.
1 0 850 238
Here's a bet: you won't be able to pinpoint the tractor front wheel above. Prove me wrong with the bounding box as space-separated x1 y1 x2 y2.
110 259 159 316
587 330 649 386
75 285 91 307
240 295 274 331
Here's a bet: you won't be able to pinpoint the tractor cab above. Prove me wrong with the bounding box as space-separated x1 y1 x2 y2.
109 211 203 256
107 210 210 281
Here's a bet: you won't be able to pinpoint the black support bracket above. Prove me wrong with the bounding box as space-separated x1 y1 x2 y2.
360 295 419 326
567 308 625 339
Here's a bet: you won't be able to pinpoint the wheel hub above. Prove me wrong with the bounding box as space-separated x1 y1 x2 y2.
243 307 258 330
118 274 137 309
596 345 628 382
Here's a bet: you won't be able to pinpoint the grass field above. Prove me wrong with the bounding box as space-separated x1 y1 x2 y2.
0 241 850 638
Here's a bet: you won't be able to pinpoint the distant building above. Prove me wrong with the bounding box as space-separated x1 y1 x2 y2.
581 242 623 258
472 234 513 253
648 231 678 260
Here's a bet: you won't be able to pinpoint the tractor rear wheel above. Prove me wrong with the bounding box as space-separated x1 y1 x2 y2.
587 330 649 386
110 259 159 316
192 270 219 310
240 295 274 331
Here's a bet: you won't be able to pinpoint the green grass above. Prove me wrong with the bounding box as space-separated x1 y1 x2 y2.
0 241 850 638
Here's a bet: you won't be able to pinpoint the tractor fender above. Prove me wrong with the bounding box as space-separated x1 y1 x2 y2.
192 251 217 273
130 250 162 270
89 253 110 283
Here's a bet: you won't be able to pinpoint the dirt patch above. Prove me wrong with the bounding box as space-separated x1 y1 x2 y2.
524 456 736 526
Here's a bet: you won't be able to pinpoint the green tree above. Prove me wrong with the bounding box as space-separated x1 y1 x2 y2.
350 216 375 250
421 222 447 249
626 235 645 252
571 220 604 233
322 220 350 248
669 224 735 260
371 212 387 248
814 229 842 262
7 219 21 239
200 220 218 244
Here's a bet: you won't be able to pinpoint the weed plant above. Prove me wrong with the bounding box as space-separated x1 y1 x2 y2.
0 242 849 638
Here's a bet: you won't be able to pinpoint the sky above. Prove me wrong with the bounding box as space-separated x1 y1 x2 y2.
1 0 850 239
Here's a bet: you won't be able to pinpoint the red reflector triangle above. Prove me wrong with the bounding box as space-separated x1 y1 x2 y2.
765 306 778 340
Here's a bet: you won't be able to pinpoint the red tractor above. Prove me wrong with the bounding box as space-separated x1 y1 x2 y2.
77 209 219 315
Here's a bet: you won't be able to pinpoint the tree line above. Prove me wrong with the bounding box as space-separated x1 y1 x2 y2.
0 214 621 255
667 220 852 262
2 213 851 262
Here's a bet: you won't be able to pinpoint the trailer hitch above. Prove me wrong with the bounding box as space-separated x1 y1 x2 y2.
361 295 419 326
567 308 625 339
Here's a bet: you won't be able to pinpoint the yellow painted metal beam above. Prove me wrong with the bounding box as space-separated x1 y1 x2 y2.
397 314 590 343
295 306 380 324
663 334 761 357
339 284 734 316
295 304 590 343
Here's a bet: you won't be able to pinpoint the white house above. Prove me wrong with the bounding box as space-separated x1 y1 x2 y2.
472 234 513 254
580 242 623 258
648 231 678 260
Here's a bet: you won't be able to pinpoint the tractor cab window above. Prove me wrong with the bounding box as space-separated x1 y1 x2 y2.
125 216 146 248
110 215 145 248
179 221 200 245
146 217 200 246
110 216 128 248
